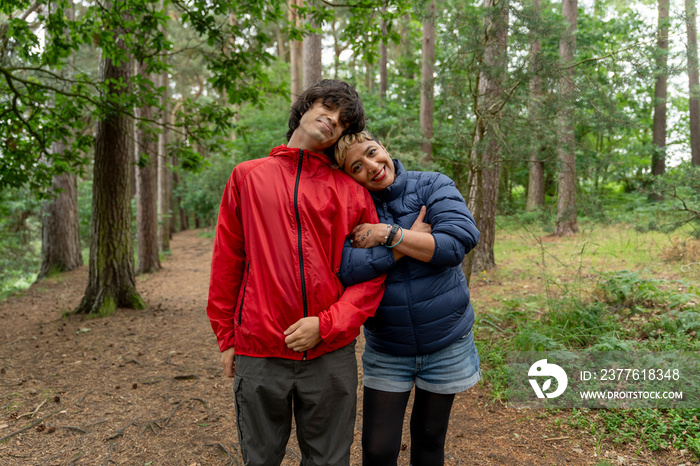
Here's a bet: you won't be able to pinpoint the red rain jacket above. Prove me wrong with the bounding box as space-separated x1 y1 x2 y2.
207 145 385 360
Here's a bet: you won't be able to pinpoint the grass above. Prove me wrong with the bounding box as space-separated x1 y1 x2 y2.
198 228 215 239
473 213 700 460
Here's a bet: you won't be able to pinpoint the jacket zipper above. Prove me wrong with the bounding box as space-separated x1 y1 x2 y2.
238 260 250 325
294 148 309 360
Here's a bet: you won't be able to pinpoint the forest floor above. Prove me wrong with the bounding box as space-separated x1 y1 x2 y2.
0 229 695 465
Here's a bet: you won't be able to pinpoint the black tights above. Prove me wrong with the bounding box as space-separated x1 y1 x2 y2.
362 386 456 466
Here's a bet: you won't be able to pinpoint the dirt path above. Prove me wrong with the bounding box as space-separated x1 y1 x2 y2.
0 230 688 465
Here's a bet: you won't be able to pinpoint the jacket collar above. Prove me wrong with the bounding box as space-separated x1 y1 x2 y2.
372 159 406 203
269 144 333 165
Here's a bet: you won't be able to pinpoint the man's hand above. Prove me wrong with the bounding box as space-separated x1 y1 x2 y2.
221 346 236 378
284 317 322 352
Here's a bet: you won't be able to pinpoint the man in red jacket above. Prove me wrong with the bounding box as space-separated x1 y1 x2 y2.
207 80 385 465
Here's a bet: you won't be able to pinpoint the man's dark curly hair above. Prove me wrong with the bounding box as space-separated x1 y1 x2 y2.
286 79 366 145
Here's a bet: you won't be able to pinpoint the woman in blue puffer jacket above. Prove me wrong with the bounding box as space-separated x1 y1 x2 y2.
335 131 481 466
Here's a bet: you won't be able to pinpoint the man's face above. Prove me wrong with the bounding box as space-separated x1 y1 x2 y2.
296 99 349 151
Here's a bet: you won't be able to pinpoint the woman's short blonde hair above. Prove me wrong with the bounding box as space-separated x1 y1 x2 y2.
334 130 377 169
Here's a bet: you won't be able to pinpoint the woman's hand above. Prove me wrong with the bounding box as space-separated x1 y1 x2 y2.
410 206 431 234
350 206 431 250
391 206 434 262
350 223 388 249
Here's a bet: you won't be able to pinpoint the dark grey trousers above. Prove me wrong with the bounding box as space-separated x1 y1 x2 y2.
233 341 358 466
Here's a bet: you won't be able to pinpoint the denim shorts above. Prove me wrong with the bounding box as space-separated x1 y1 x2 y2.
362 330 481 395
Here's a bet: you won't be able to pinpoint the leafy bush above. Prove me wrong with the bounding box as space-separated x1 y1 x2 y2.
0 187 41 298
594 270 667 309
594 270 699 313
231 95 289 163
646 164 700 238
175 154 238 226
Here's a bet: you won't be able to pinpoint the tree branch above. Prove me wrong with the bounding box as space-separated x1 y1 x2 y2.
19 1 41 21
0 64 191 140
318 0 374 7
563 31 686 70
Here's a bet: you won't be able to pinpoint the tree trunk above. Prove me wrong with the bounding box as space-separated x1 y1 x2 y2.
39 143 83 279
526 0 545 211
274 22 287 60
289 0 303 102
331 20 347 80
159 68 171 252
159 0 170 251
366 62 374 93
652 0 670 175
555 0 579 236
75 31 146 315
303 5 323 90
379 14 388 103
39 0 83 280
173 171 189 231
419 0 436 164
135 66 161 274
401 14 414 81
465 0 509 278
686 0 700 166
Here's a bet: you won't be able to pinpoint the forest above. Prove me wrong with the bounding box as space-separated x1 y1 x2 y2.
1 0 700 464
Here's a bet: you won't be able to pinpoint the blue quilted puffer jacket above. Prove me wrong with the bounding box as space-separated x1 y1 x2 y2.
339 159 480 356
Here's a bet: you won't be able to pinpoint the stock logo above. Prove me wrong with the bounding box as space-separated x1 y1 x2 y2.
528 359 568 399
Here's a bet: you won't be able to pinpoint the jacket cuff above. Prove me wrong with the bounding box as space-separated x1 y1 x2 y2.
429 233 465 266
318 312 333 343
218 332 235 352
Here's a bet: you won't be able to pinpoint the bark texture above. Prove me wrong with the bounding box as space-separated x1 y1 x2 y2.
379 14 388 102
136 72 161 275
76 33 146 315
419 0 436 163
303 12 323 90
465 0 509 277
555 0 579 236
38 1 83 279
39 142 83 279
289 0 303 102
526 0 545 211
687 0 700 166
652 0 670 175
159 67 171 252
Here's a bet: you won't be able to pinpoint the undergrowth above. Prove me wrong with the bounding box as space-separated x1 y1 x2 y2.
475 232 700 460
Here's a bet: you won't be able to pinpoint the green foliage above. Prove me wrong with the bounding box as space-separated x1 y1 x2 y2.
577 408 700 459
175 153 236 226
647 164 700 238
363 92 423 169
231 90 290 162
1 0 287 192
0 187 41 299
505 299 623 352
477 267 699 396
477 267 699 457
595 270 700 314
329 0 412 65
595 270 669 309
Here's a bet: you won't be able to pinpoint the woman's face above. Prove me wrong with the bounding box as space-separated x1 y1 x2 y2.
342 140 395 191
